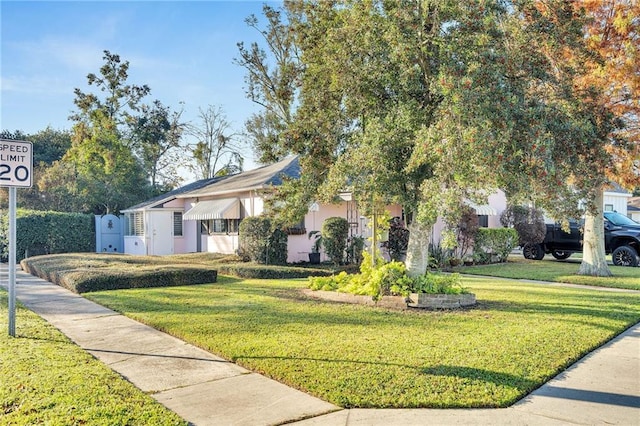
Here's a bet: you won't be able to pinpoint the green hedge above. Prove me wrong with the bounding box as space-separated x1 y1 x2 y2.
238 217 288 264
0 210 94 261
322 217 349 265
217 263 334 279
21 258 217 293
473 228 519 263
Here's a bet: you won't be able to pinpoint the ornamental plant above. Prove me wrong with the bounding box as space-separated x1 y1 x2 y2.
308 251 468 301
500 205 546 247
322 217 349 265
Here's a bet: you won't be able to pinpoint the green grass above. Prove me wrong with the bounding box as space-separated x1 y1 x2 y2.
86 274 640 409
0 291 187 426
458 256 640 290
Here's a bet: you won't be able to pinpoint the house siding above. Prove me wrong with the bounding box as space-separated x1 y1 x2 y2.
603 191 630 216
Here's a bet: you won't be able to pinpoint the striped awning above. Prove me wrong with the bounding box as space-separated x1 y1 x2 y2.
467 201 497 216
183 198 240 221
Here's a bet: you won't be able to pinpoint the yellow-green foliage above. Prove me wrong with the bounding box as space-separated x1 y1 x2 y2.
309 252 464 300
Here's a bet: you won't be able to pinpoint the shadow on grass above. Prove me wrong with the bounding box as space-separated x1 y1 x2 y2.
421 364 538 393
235 354 537 400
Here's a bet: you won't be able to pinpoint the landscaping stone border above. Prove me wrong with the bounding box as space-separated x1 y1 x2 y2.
301 289 409 310
406 293 476 309
301 289 476 310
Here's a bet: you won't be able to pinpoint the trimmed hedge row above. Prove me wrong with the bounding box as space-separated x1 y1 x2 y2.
217 263 335 279
0 210 94 261
21 258 217 293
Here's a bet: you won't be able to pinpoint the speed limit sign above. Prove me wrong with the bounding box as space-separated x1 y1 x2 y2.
0 139 33 188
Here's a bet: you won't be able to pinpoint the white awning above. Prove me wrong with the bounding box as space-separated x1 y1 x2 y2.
183 198 240 221
467 201 497 216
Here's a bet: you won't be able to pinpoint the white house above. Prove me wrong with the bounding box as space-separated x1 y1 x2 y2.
120 157 504 262
603 183 632 216
122 156 634 262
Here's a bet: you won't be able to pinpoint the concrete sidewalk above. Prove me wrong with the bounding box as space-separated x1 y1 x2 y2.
3 267 639 425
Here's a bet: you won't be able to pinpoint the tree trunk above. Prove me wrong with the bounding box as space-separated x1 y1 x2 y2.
578 189 612 277
405 221 431 278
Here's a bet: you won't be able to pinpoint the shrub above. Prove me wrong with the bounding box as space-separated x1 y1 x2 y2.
239 217 288 264
500 205 546 246
307 252 468 301
217 263 332 279
268 228 288 265
0 210 95 262
455 207 479 258
473 228 519 263
346 235 365 265
429 242 452 269
409 273 467 295
20 259 218 293
322 217 350 265
384 217 409 261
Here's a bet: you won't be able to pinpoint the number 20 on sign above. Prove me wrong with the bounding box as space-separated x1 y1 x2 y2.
0 140 33 188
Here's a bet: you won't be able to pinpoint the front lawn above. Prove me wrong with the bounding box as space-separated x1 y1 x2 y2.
459 256 640 290
0 291 186 425
86 274 640 409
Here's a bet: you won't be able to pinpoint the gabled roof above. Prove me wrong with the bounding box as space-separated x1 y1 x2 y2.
122 156 300 212
176 155 300 198
122 176 224 212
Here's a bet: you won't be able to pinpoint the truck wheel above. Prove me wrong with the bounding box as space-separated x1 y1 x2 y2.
551 250 572 260
612 246 639 267
523 243 544 260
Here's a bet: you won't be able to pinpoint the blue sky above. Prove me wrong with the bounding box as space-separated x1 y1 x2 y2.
1 1 280 169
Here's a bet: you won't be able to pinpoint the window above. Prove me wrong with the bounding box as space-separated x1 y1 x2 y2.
173 212 183 236
201 219 241 235
125 212 144 236
604 204 614 212
284 218 306 235
478 215 489 228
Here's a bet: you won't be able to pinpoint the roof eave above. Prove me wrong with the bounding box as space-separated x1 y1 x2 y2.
175 184 274 199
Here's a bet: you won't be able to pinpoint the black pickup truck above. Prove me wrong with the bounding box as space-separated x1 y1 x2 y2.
522 211 640 267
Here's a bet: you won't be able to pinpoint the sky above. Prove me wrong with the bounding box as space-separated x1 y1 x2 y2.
1 0 280 170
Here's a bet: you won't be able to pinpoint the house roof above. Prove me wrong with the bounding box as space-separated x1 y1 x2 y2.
122 176 224 212
123 156 300 212
629 197 640 210
176 155 300 199
605 182 632 195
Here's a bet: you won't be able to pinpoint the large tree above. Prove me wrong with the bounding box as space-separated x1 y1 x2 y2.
575 0 639 275
186 105 243 179
70 50 150 129
235 4 303 164
130 100 185 192
241 1 637 276
41 51 152 214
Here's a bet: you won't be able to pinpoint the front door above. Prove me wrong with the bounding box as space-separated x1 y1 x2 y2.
149 212 174 255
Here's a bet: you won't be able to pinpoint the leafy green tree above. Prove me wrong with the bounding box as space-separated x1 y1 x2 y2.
235 4 302 164
130 100 185 191
70 50 150 129
242 1 637 278
61 113 150 214
40 51 153 214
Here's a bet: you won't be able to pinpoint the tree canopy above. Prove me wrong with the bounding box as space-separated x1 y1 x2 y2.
239 0 638 276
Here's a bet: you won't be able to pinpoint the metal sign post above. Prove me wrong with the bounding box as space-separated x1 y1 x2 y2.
1 139 33 337
8 187 16 336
